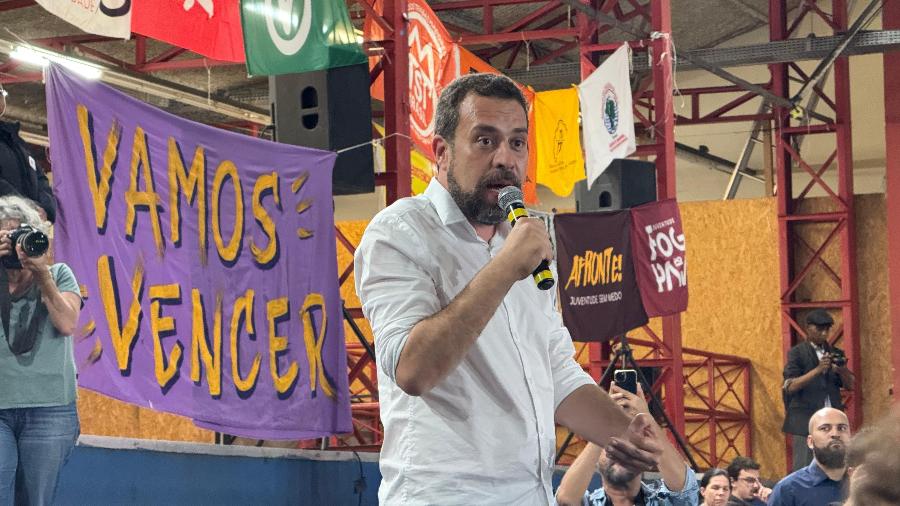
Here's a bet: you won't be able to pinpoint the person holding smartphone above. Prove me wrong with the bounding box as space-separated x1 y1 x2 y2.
556 382 698 506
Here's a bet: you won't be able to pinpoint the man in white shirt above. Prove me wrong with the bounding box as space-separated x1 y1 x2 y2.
355 73 660 505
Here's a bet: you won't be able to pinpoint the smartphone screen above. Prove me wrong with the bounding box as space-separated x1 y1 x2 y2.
614 369 638 394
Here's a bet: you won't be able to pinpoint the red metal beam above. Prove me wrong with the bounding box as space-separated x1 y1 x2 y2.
32 35 115 45
136 58 240 72
457 27 577 45
430 0 547 10
382 0 411 203
73 43 131 68
0 0 35 11
885 0 900 403
650 0 685 438
773 0 861 471
832 0 861 429
0 72 42 84
146 47 187 64
135 36 146 66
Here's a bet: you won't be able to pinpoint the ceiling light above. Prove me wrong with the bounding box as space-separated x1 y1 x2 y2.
11 45 103 80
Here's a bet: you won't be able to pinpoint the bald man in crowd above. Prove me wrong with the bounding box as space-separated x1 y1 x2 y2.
768 407 851 506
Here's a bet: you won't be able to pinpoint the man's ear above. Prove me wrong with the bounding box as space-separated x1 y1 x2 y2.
433 136 448 172
807 434 814 450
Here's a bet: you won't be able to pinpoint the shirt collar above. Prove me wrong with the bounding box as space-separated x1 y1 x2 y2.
807 459 840 486
423 177 469 226
590 481 663 505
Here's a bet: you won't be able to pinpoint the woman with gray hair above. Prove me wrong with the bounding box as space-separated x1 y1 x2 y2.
0 195 81 505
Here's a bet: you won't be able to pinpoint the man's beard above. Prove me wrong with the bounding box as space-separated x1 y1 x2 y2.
602 461 640 489
814 441 847 469
446 160 521 225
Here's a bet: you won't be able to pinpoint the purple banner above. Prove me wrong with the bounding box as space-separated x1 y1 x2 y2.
46 65 351 439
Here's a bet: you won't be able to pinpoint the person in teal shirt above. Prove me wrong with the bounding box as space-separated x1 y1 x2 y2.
0 195 82 505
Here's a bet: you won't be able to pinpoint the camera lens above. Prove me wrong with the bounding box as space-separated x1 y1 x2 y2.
19 230 49 257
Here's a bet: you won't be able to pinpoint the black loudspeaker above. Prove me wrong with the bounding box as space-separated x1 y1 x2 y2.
575 159 657 211
270 63 374 195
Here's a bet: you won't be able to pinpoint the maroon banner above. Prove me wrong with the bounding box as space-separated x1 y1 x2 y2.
630 199 688 317
555 212 648 342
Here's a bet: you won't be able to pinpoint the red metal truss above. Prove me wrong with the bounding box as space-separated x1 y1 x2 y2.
576 0 687 448
886 0 900 405
635 84 773 126
428 0 590 69
770 0 861 471
564 340 752 468
327 225 383 451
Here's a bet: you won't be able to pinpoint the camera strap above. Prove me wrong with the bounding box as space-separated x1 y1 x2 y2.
1 269 49 356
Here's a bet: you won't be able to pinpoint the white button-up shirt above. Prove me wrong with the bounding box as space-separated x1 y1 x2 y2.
355 179 594 505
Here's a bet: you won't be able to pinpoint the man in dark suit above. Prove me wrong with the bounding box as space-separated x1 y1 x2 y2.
782 309 854 472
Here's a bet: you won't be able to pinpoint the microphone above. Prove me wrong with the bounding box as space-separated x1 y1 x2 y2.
497 186 555 290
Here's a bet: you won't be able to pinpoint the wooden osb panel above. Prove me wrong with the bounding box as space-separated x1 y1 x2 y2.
336 221 369 309
677 197 785 477
854 195 893 422
78 389 213 442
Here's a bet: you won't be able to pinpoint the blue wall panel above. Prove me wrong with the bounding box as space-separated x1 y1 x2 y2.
56 446 381 505
54 443 591 504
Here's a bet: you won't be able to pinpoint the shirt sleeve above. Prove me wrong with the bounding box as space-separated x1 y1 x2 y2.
51 263 80 296
662 466 700 506
545 304 594 411
783 346 806 381
782 346 808 393
354 214 440 382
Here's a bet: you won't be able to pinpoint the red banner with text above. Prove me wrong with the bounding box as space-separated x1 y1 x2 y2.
630 199 689 317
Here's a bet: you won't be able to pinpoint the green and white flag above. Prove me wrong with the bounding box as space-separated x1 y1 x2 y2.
240 0 367 75
578 43 636 189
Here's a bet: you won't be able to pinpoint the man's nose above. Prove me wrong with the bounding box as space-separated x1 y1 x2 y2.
492 140 519 169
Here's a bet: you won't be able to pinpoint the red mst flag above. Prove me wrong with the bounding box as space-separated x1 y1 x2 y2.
132 0 245 62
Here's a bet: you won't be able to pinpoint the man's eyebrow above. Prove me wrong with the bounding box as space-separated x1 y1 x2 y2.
470 124 500 134
470 124 528 135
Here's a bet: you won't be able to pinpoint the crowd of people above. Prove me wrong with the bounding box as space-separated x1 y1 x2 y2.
558 403 899 506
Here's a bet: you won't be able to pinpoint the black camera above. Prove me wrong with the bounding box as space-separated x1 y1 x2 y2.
2 225 49 269
828 349 848 368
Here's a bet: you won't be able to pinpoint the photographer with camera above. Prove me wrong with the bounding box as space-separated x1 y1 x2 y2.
0 196 82 505
782 309 854 472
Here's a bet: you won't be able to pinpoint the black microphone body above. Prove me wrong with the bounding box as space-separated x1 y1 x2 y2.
497 186 555 291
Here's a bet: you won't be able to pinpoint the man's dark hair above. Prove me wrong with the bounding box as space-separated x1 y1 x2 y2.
434 73 528 144
726 456 761 480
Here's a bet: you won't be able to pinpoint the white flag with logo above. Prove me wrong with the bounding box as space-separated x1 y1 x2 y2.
35 0 131 39
578 43 635 189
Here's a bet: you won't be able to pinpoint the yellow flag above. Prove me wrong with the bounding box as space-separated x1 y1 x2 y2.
534 88 585 197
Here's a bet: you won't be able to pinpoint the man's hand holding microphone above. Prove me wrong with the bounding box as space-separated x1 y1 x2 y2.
497 186 555 290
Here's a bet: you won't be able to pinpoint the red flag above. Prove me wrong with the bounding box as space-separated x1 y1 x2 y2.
132 0 245 62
